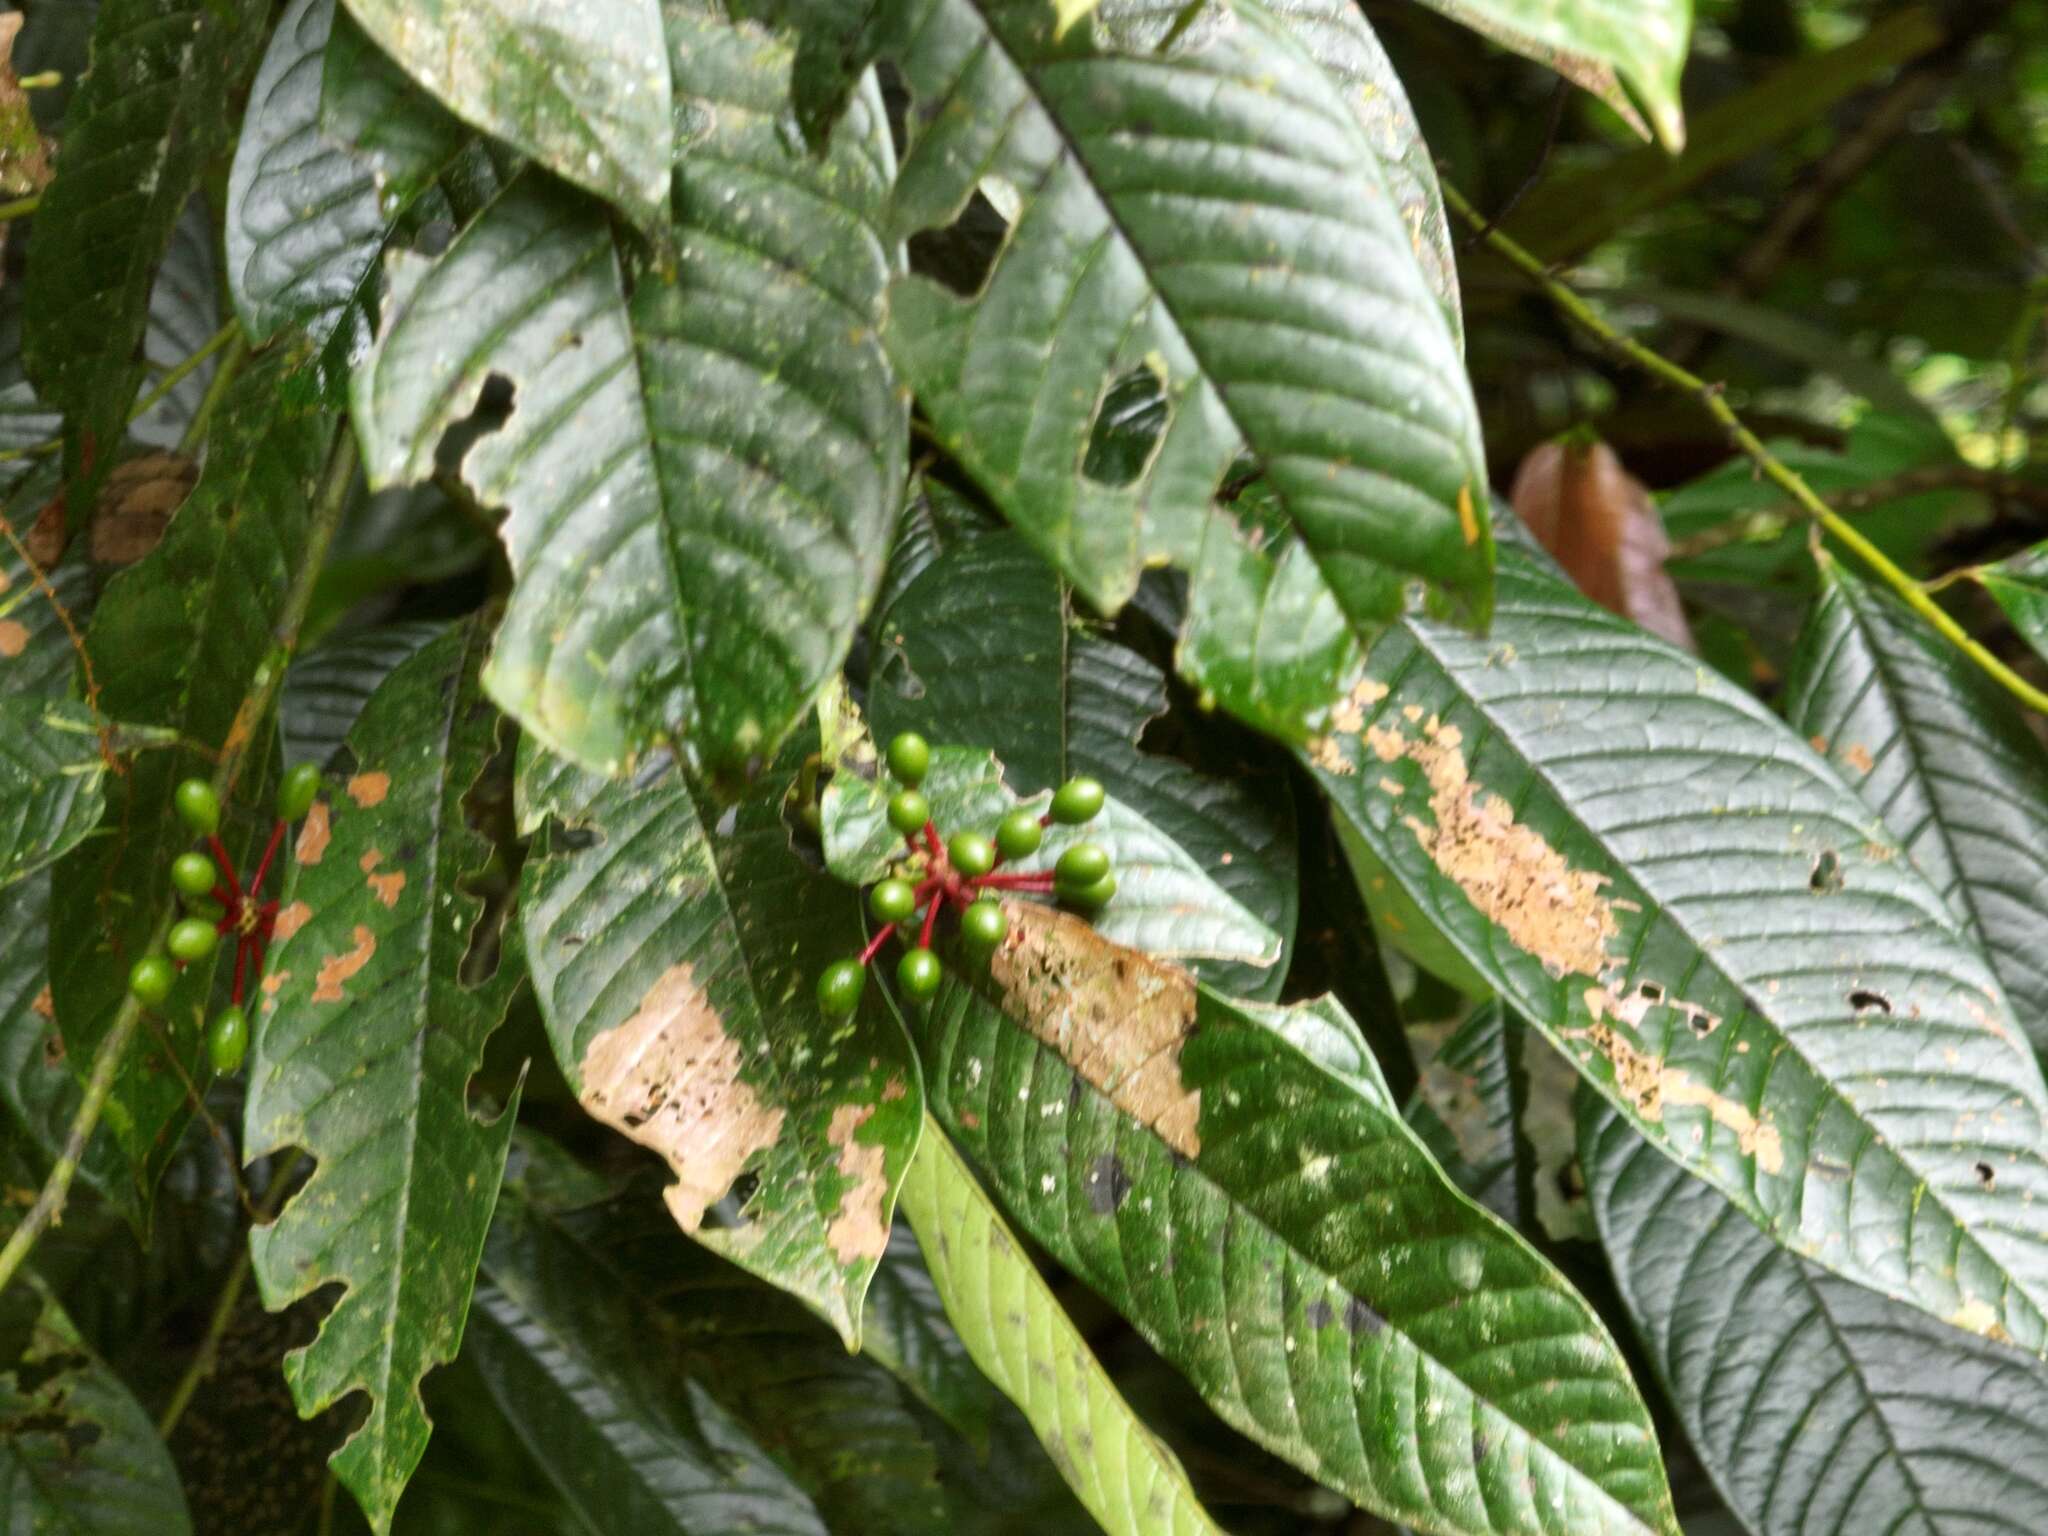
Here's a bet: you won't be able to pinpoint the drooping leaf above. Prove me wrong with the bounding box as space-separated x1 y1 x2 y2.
913 902 1678 1536
1584 1101 2048 1536
246 616 523 1534
1973 542 2048 671
0 697 107 888
897 1112 1230 1536
856 1224 1001 1452
878 0 1492 739
21 0 266 475
867 530 1297 997
0 1272 192 1536
1785 557 2048 1054
516 739 923 1345
352 2 905 781
49 348 336 1202
821 740 1281 974
1305 544 2048 1350
280 620 450 772
337 0 672 232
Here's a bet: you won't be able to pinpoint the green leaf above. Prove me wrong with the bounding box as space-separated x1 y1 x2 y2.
0 1272 191 1535
914 903 1678 1536
820 741 1281 974
0 483 92 702
49 348 337 1203
352 3 905 780
21 0 266 469
1785 558 2048 1055
337 0 671 232
246 616 523 1534
857 1226 1001 1452
867 530 1297 997
1583 1101 2048 1536
1404 1000 1529 1229
281 620 450 773
897 1112 1230 1536
1973 541 2048 671
319 9 472 209
1407 0 1690 149
515 739 923 1345
132 197 223 450
878 0 1492 737
1305 544 2048 1351
0 698 105 889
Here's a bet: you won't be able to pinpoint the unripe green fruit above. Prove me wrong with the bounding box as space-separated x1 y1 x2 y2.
167 918 219 963
171 851 219 899
885 731 930 787
129 954 175 1006
277 762 323 822
948 831 995 878
1066 871 1117 911
1050 776 1104 825
817 958 866 1016
887 790 931 837
960 899 1007 954
174 779 220 836
1055 842 1110 889
207 1007 249 1074
995 810 1042 861
896 947 943 1000
870 878 918 925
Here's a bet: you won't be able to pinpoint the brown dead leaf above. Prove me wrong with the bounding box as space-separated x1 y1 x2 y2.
295 802 331 865
825 1103 889 1265
989 902 1201 1156
577 963 784 1233
1511 437 1694 651
92 453 197 566
312 926 376 1003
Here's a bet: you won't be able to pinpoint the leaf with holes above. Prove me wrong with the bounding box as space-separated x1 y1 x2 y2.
516 737 923 1345
351 0 904 782
337 0 671 230
1305 544 2048 1351
0 697 106 888
1584 1101 2048 1536
877 0 1491 739
1785 557 2048 1055
49 348 336 1204
910 910 1677 1536
897 1112 1230 1536
868 529 1297 997
245 616 523 1534
821 739 1281 973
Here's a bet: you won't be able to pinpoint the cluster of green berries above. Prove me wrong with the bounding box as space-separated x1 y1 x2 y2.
815 733 1114 1016
126 763 324 1074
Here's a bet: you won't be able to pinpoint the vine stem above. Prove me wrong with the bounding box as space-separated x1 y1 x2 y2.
1440 178 2048 718
129 319 242 432
0 424 360 1301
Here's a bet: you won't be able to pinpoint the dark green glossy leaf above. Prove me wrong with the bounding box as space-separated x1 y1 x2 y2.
21 0 266 471
857 1225 1000 1452
319 9 472 210
246 616 523 1534
868 530 1297 997
352 4 904 780
280 620 449 773
49 349 335 1203
898 1113 1229 1536
131 197 221 450
516 739 922 1344
1306 544 2048 1351
0 471 91 701
879 0 1492 739
0 697 103 890
1404 1000 1529 1229
1585 1102 2048 1536
337 0 672 232
1974 541 2048 671
914 902 1677 1536
1785 557 2048 1054
0 1272 191 1535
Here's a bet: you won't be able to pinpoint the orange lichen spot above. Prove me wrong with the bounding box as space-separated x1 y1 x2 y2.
272 901 312 941
1842 743 1874 774
312 925 376 1002
30 985 52 1020
359 849 405 908
0 620 26 658
347 771 391 808
295 801 331 865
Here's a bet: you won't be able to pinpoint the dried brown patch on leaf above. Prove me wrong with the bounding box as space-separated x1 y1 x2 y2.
30 985 52 1019
91 453 197 565
272 901 312 941
358 849 405 908
824 1103 889 1265
1842 743 1875 775
989 902 1201 1156
295 801 331 865
1569 1002 1783 1175
577 963 785 1233
346 771 391 808
0 619 25 657
312 925 376 1003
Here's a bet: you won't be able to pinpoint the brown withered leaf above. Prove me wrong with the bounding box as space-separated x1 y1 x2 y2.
91 451 198 566
1511 436 1694 650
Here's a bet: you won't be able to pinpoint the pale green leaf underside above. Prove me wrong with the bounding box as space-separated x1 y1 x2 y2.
1974 541 2048 673
897 1115 1229 1536
0 698 106 889
1307 545 2048 1352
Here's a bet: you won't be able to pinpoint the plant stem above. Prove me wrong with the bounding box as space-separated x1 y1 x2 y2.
0 426 359 1302
128 320 241 433
1442 179 2048 717
1667 463 2048 559
176 331 251 455
0 192 39 221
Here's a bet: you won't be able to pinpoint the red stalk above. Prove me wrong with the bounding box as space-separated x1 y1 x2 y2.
858 923 897 966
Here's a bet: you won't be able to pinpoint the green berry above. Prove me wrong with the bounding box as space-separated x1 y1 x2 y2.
870 878 918 925
173 778 220 836
1050 776 1105 825
1055 842 1111 889
167 918 219 963
887 789 931 838
170 851 218 899
896 947 943 1000
277 762 323 822
886 731 931 787
128 954 174 1006
995 810 1042 861
207 1007 249 1074
948 831 995 878
817 958 867 1016
960 899 1007 954
1066 871 1117 911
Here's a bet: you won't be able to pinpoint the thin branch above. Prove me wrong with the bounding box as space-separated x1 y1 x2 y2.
123 319 241 437
0 192 39 221
1667 463 2048 559
176 332 251 456
0 424 361 1301
1441 178 2048 717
